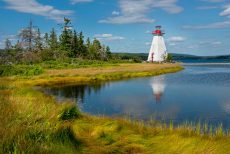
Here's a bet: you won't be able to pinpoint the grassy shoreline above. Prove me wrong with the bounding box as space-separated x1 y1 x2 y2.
29 63 183 86
1 63 230 154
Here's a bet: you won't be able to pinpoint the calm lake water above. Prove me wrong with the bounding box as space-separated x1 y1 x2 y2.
44 64 230 128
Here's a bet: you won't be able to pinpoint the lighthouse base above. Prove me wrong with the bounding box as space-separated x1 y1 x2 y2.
147 36 167 62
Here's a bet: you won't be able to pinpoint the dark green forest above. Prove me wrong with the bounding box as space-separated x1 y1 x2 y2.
0 18 113 64
0 18 136 76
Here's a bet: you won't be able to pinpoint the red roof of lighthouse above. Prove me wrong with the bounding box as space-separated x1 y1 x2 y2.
152 25 165 36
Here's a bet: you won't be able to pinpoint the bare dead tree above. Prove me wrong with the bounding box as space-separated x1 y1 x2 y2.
4 38 12 50
18 19 36 51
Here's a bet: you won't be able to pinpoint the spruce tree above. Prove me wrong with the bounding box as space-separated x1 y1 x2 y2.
34 28 43 51
106 46 111 58
71 30 79 57
78 31 86 57
93 38 102 59
49 28 58 50
59 18 72 53
86 37 90 49
44 33 49 48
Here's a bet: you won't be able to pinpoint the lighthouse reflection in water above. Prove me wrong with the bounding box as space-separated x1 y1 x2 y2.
151 76 165 103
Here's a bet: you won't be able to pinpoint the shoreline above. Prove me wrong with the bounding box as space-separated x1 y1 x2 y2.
1 63 230 154
183 62 230 66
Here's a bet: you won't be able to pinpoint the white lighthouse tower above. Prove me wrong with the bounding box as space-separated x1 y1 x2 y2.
147 26 167 62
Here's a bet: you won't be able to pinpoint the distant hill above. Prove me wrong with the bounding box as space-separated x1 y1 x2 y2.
113 52 230 62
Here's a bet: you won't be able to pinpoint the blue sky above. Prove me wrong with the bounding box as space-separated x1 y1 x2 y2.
0 0 230 56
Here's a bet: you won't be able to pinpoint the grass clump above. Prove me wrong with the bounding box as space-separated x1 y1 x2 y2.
59 105 81 120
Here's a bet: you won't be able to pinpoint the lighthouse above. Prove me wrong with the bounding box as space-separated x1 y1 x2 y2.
147 26 167 62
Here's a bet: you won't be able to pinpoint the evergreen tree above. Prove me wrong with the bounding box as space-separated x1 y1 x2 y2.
106 46 111 58
86 37 91 49
59 18 72 53
78 31 86 57
85 37 91 58
49 28 58 50
44 33 49 48
34 28 43 51
70 30 79 57
93 38 102 59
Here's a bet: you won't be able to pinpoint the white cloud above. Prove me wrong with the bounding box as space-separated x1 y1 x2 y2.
70 0 93 4
3 34 17 41
99 16 155 24
196 6 220 10
201 0 225 2
169 43 176 46
183 21 230 29
94 34 125 41
112 11 120 16
168 36 186 42
212 41 222 45
145 30 151 34
145 42 151 46
220 5 230 18
3 0 73 22
0 41 4 49
99 0 183 24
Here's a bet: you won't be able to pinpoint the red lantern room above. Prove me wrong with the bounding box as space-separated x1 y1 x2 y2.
152 25 165 36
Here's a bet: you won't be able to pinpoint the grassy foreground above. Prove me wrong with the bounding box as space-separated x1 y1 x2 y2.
1 63 230 154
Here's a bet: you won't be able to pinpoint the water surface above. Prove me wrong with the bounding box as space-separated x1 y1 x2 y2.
44 64 230 128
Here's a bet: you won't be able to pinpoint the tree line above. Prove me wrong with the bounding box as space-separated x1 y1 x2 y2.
2 18 112 64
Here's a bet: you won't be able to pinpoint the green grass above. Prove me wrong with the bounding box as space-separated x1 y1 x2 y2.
1 63 230 154
0 59 136 77
0 64 44 76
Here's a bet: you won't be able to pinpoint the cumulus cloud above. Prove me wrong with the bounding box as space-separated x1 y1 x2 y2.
99 0 183 24
220 5 230 18
168 36 186 42
183 21 230 29
94 34 125 41
70 0 93 4
3 0 73 22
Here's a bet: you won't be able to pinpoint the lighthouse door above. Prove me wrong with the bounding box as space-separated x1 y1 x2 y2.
151 52 154 62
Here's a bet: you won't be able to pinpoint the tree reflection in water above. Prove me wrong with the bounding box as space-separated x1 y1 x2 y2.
44 82 108 104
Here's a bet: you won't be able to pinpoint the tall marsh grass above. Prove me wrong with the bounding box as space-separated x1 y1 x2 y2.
1 64 230 153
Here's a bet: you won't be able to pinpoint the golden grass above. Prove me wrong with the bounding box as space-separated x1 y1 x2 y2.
72 116 230 154
26 63 183 86
43 63 180 76
1 63 230 154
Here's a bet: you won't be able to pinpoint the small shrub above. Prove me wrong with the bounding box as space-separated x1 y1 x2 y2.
60 106 81 120
21 51 42 64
